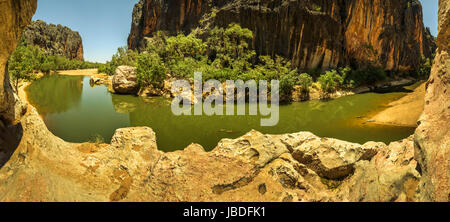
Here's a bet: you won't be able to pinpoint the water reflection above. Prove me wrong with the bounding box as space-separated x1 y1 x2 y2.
28 75 416 151
27 75 83 114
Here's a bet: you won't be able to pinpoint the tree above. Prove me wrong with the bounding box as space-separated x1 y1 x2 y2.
136 53 167 89
8 45 37 92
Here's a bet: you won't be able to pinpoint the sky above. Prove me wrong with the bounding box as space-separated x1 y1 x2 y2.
33 0 139 63
32 0 439 63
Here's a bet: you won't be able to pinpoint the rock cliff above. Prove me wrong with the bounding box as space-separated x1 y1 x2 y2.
21 20 84 61
414 0 450 202
0 0 36 124
128 0 436 71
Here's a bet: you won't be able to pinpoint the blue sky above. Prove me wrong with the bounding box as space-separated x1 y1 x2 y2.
33 0 139 63
33 0 439 63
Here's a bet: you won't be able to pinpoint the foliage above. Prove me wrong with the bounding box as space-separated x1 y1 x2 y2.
298 73 313 93
8 44 100 92
8 45 38 92
98 47 138 75
165 34 207 62
318 70 343 96
206 24 255 70
414 55 432 79
136 53 167 89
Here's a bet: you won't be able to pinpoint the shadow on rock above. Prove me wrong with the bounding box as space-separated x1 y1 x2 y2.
0 119 23 168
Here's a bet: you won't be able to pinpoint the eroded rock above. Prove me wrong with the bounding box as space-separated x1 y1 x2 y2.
112 66 139 94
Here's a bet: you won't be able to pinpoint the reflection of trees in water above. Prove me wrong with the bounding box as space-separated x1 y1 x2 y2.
26 75 83 114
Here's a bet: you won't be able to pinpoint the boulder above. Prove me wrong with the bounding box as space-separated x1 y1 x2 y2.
112 66 139 94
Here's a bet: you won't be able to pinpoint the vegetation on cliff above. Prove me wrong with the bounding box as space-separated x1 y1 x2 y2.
101 24 431 100
128 0 436 72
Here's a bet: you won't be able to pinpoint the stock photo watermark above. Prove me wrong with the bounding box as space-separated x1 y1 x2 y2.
170 72 280 127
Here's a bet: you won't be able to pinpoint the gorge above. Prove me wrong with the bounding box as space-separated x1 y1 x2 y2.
0 0 448 202
128 0 436 71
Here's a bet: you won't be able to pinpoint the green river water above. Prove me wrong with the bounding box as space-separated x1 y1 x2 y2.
26 74 417 151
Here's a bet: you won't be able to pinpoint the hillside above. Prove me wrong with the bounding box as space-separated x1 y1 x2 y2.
21 20 84 61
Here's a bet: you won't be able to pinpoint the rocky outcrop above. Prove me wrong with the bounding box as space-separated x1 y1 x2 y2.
0 0 36 124
414 0 450 202
128 0 436 71
21 20 84 61
112 66 139 94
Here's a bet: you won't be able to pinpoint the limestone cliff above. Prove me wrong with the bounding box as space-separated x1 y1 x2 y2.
0 0 36 124
21 20 84 61
414 0 450 202
128 0 436 71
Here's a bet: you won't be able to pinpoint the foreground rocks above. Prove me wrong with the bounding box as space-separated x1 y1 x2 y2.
0 108 421 202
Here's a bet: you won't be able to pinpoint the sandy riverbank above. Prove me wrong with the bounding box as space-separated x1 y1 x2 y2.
57 69 99 76
370 82 426 127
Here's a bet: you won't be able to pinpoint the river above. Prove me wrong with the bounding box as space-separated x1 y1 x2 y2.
26 74 416 151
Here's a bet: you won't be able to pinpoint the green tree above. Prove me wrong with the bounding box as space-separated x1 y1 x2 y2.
8 45 38 92
136 53 167 89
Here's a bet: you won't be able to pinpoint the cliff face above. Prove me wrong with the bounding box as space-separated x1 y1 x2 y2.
414 0 450 202
128 0 435 71
21 20 84 61
0 0 36 124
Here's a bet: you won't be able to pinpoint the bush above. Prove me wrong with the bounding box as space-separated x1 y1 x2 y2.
207 24 255 69
165 34 206 62
279 72 298 100
298 73 313 93
318 70 342 96
415 55 432 79
99 47 138 75
136 53 167 89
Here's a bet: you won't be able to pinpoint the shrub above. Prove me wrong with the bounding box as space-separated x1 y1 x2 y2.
279 72 298 100
415 55 432 79
100 47 138 75
298 73 313 93
207 24 255 69
318 70 342 96
165 34 206 62
136 53 167 89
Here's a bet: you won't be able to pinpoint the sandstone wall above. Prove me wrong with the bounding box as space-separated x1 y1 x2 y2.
0 0 37 124
22 20 84 61
414 0 450 202
128 0 436 71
